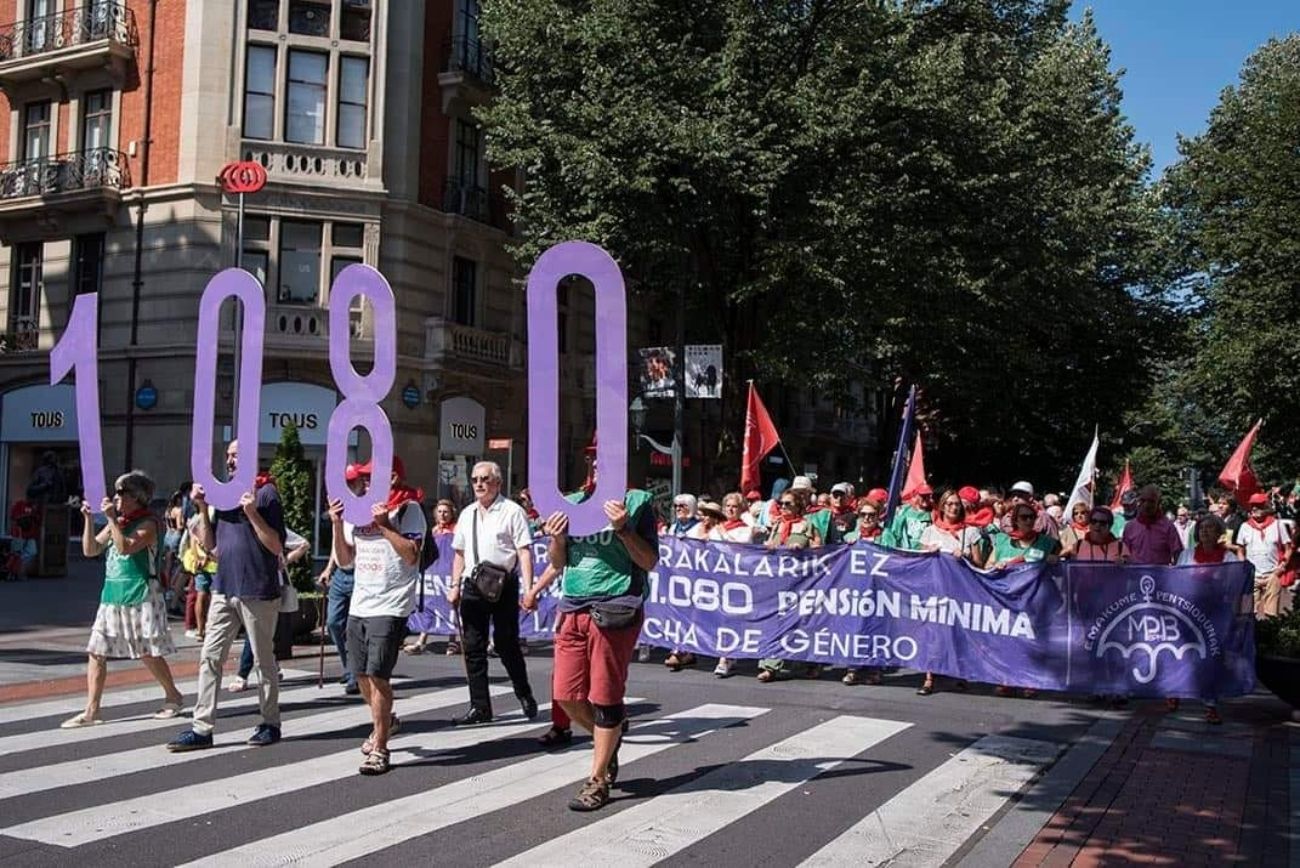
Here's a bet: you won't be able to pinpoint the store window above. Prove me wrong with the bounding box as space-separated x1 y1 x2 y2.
244 45 277 140
451 256 477 327
336 56 368 150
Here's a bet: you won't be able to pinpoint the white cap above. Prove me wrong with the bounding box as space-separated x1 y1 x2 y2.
1010 481 1035 497
791 475 814 491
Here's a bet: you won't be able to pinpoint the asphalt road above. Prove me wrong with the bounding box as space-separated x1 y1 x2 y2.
0 647 1125 867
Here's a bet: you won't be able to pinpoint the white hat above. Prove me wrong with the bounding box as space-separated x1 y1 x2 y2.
831 482 853 496
791 475 814 491
1010 481 1035 497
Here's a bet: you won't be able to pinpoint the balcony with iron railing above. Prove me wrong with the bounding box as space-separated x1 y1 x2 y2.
438 33 494 112
0 314 43 355
442 176 507 229
0 148 130 217
0 3 136 87
425 316 521 371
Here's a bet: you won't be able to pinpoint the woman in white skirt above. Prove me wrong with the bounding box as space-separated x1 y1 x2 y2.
62 470 184 728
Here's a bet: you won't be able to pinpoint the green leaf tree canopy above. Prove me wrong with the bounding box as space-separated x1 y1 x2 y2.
269 421 316 592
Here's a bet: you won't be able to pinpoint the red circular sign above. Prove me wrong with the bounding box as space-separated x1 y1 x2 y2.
219 161 268 194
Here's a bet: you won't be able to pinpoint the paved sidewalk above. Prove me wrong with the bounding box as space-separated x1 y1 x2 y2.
1012 700 1294 867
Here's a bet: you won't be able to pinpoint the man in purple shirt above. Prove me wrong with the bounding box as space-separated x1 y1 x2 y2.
1122 484 1183 566
167 439 286 752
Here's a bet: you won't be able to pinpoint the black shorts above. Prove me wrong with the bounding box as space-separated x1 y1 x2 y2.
345 615 405 680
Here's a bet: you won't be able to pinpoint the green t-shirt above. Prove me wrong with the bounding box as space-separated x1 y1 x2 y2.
561 489 656 600
882 504 932 551
1111 513 1128 537
805 508 833 545
101 517 156 606
989 531 1060 566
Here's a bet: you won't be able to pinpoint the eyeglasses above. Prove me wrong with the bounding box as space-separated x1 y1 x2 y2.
471 476 493 484
831 491 846 498
674 503 690 509
859 512 878 519
780 501 797 508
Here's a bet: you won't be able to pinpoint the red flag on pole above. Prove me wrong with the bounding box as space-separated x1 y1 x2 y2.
1109 459 1133 511
1218 419 1263 507
740 383 781 494
900 434 928 500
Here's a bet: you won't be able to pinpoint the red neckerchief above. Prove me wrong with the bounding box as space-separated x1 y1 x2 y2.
433 521 456 536
777 516 802 545
722 518 748 531
1193 545 1227 564
767 500 782 522
1070 519 1090 534
526 507 540 521
1009 528 1038 543
116 506 152 529
966 506 996 528
857 522 882 540
255 471 275 490
1247 516 1276 532
386 483 424 512
932 514 965 533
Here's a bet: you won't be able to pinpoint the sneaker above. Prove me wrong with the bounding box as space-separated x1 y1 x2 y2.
166 729 213 752
184 629 199 639
713 658 734 678
227 676 248 693
636 644 651 663
247 724 281 747
344 680 360 696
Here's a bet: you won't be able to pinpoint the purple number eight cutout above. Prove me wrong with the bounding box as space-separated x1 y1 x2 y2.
527 241 628 537
326 264 396 524
191 269 264 509
49 292 106 511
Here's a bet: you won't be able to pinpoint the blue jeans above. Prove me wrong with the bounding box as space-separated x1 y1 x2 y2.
327 568 355 682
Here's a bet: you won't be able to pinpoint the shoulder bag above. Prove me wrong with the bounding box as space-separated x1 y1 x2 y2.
467 508 510 603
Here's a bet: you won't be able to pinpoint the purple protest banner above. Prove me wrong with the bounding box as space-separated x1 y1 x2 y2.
526 242 628 536
408 536 1257 701
49 293 106 510
191 269 264 509
326 264 396 523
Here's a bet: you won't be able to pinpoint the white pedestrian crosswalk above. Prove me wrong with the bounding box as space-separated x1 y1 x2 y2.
0 677 1077 866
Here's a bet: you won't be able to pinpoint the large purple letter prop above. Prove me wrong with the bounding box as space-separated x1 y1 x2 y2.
527 242 628 536
191 269 265 509
326 264 396 524
49 293 106 510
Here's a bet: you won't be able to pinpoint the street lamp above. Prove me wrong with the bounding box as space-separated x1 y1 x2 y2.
629 395 673 456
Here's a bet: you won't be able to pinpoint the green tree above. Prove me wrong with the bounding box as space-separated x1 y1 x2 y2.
480 0 1169 486
1162 35 1300 483
269 421 315 592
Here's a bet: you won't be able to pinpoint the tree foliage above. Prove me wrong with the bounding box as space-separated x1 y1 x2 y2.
269 422 315 592
480 0 1170 487
1161 35 1300 486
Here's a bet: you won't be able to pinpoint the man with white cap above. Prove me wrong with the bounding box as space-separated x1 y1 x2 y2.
1236 491 1294 616
999 481 1060 539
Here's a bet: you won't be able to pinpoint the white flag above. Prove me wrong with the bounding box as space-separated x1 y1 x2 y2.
1064 430 1100 519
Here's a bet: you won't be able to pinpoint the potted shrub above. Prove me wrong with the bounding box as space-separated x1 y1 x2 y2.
1255 607 1300 708
270 422 320 642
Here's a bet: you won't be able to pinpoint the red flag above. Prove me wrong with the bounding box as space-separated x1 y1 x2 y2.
740 383 781 494
1219 419 1263 507
1108 460 1133 511
900 434 928 500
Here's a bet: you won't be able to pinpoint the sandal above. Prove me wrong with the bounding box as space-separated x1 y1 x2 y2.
666 652 695 671
538 726 573 747
402 643 425 655
153 701 184 720
917 681 934 696
842 670 863 686
60 712 103 729
757 670 777 683
359 748 390 776
567 776 610 812
360 714 401 756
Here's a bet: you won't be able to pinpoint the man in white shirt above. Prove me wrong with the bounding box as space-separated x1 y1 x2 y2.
329 455 427 775
448 460 537 725
1235 492 1294 616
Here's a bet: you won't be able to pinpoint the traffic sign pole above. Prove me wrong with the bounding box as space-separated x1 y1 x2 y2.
217 161 267 436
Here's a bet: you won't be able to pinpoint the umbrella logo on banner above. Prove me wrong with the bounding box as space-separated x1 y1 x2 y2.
1094 575 1213 684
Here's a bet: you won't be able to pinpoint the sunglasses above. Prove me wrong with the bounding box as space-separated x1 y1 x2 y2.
859 511 878 519
780 501 797 508
471 476 493 484
831 491 847 497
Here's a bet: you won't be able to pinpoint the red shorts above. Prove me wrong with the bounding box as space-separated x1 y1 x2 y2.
552 608 643 706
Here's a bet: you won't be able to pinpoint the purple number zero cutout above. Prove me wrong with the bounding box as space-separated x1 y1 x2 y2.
527 241 628 536
49 292 106 510
190 269 264 509
326 264 396 524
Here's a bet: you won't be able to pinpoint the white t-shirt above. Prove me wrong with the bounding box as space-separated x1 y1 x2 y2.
687 522 724 541
452 496 532 574
1234 520 1292 574
345 502 427 618
1176 547 1240 566
920 524 981 557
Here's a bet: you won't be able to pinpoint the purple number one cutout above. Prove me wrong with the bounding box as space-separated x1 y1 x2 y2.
191 269 265 509
49 293 106 511
527 241 628 536
326 264 396 525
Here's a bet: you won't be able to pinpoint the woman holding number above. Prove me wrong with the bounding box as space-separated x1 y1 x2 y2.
63 470 185 728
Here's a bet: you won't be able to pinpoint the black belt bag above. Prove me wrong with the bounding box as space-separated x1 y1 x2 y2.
467 508 510 603
589 600 642 630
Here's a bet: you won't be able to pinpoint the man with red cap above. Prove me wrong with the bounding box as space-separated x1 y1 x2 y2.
883 485 933 551
1236 491 1294 616
328 454 427 775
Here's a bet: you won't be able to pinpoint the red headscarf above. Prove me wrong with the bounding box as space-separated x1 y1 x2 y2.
386 483 424 512
965 505 996 528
